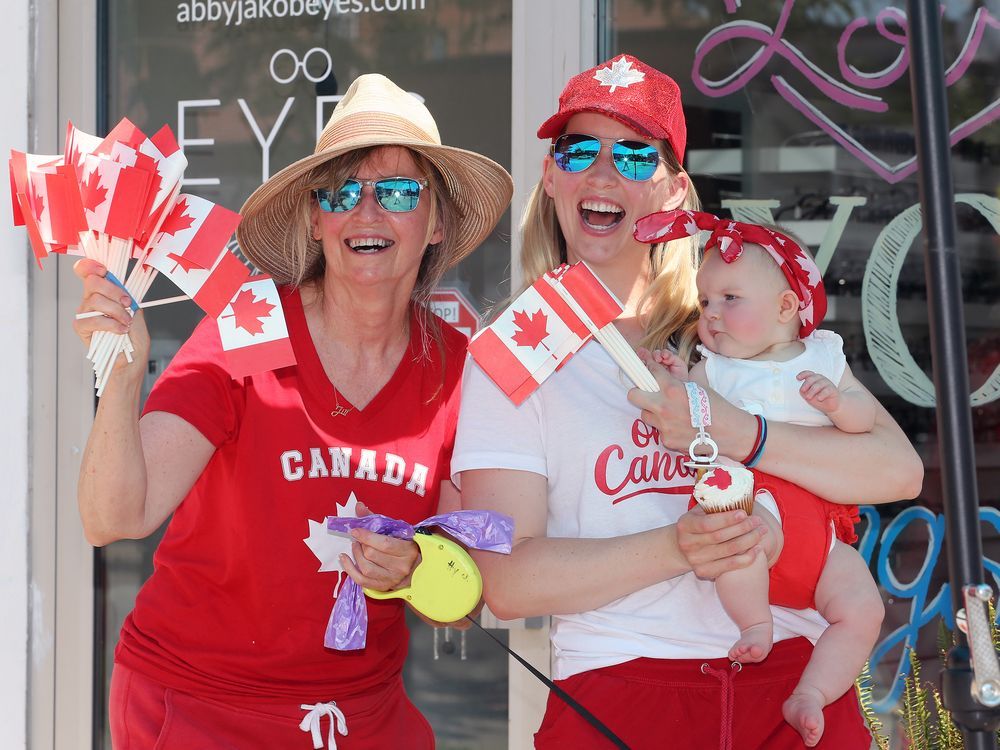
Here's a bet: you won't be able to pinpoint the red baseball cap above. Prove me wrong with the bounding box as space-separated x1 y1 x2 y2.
537 54 687 163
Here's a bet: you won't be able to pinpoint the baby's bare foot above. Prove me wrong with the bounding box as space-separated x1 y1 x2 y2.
782 688 825 747
728 622 773 663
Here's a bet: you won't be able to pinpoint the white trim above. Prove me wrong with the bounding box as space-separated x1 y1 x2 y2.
507 3 596 747
0 0 31 746
28 1 98 748
510 0 597 285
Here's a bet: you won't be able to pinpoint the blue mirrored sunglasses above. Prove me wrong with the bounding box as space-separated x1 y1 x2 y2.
550 133 661 182
315 177 428 213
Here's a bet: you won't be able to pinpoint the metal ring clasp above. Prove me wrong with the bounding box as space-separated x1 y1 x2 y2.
688 434 719 464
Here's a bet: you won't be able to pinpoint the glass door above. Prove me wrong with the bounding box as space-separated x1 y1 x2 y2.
98 2 513 747
604 1 1000 745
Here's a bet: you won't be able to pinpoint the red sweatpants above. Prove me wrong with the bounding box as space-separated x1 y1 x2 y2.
534 637 871 750
110 663 434 749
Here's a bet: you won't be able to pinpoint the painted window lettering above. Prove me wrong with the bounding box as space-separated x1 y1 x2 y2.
693 0 1000 184
270 48 332 85
861 194 1000 408
176 0 427 26
857 505 1000 709
177 74 421 183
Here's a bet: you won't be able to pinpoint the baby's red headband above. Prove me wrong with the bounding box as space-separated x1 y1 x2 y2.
635 209 827 337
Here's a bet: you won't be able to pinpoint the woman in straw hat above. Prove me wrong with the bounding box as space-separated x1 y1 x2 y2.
72 73 512 749
454 54 920 748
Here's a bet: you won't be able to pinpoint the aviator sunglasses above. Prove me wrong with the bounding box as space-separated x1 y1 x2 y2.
314 177 429 213
550 133 661 182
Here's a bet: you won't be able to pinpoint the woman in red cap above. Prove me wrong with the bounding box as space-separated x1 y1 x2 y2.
454 54 921 749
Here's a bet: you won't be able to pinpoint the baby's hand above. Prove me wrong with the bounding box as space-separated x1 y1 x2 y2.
797 370 841 413
645 348 689 380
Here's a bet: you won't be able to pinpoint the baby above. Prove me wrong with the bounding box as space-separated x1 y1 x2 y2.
635 209 886 748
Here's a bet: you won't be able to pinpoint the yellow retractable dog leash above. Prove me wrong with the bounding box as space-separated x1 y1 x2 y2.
363 530 483 623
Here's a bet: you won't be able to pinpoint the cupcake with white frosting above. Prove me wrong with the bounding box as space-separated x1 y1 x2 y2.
692 466 755 515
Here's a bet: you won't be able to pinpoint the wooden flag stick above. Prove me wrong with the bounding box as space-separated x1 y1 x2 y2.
139 294 188 309
546 278 659 391
91 241 155 386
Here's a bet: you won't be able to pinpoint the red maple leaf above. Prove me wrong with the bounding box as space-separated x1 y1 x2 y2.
32 193 45 222
224 289 275 335
511 309 550 350
166 251 204 275
704 468 732 491
80 168 108 212
158 197 195 237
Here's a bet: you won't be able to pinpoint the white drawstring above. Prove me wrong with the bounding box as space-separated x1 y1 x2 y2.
299 701 348 750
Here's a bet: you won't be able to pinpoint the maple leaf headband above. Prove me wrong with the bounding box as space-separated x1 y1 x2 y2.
634 209 827 338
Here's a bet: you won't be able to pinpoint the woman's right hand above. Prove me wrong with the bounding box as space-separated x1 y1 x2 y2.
73 258 150 378
676 506 767 579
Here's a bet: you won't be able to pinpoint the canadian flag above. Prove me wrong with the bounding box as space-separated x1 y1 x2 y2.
145 194 248 317
148 126 187 202
216 276 297 379
29 165 88 247
9 150 63 263
110 130 189 248
136 126 188 247
8 155 22 227
468 262 623 405
10 150 61 224
148 194 241 269
147 246 250 320
79 154 152 239
102 118 147 152
64 121 106 179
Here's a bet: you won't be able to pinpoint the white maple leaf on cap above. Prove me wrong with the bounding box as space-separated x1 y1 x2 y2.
594 56 645 93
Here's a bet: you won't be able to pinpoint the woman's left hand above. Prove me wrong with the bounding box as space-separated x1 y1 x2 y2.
338 501 421 592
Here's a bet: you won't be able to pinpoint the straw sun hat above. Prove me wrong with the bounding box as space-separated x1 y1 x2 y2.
237 73 513 284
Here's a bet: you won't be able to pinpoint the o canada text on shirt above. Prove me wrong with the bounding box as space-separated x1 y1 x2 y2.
595 419 696 504
280 447 429 497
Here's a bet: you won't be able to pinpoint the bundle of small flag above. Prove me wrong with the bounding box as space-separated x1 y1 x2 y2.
468 261 657 404
9 118 295 391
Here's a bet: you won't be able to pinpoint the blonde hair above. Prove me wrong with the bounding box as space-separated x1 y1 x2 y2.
518 142 703 362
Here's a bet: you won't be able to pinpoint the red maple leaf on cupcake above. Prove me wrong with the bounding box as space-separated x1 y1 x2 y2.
705 469 732 490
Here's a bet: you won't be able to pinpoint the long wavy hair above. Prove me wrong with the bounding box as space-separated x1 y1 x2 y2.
517 142 703 362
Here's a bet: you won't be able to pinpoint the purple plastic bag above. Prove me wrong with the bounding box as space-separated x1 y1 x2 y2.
323 510 513 650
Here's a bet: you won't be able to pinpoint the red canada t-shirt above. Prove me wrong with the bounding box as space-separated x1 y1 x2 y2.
117 287 467 703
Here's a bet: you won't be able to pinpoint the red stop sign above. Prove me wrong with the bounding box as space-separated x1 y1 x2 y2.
429 287 480 340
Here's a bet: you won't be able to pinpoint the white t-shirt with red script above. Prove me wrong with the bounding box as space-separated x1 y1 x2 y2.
118 287 466 703
452 339 825 681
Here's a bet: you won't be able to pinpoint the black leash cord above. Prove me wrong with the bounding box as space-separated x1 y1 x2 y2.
465 617 633 750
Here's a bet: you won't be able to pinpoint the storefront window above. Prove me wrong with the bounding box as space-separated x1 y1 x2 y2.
607 0 999 742
98 2 512 747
